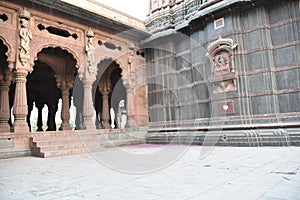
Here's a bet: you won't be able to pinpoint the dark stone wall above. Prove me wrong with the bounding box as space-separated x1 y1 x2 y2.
146 0 300 130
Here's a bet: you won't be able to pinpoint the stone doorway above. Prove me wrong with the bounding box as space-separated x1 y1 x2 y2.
27 47 77 132
95 59 126 129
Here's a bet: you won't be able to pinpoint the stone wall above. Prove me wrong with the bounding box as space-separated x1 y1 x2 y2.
144 0 300 138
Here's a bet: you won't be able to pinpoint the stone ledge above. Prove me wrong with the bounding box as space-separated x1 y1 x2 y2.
146 128 300 147
0 148 31 159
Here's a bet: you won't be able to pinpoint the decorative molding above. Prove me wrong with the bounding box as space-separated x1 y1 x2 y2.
146 0 222 32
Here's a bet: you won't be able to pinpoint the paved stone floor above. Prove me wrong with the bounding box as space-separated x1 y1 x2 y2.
1 145 300 200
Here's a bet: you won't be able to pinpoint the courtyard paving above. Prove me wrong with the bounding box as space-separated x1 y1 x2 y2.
0 145 300 200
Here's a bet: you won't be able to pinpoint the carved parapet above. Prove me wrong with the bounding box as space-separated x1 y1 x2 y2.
207 36 238 94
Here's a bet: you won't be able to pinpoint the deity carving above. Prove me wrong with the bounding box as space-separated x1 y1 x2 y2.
128 50 135 65
208 36 238 94
212 79 236 94
128 43 136 65
85 28 95 74
214 52 230 74
19 7 32 66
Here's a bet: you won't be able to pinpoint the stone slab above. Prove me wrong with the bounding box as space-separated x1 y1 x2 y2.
0 145 300 199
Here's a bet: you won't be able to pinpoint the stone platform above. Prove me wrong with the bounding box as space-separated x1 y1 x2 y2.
0 129 146 159
146 128 300 147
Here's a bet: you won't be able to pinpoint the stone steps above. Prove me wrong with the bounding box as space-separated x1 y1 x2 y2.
30 131 105 158
31 146 104 158
146 129 300 147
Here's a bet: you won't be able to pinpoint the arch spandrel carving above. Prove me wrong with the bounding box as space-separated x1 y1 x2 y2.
31 43 82 71
0 35 15 64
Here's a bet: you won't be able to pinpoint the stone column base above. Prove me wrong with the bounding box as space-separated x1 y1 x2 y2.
13 120 29 133
102 122 111 129
0 124 10 133
83 118 96 130
61 122 72 130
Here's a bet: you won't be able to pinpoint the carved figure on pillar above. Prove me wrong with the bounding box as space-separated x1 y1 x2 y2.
12 8 33 132
128 49 135 66
78 28 98 130
19 7 32 67
85 28 95 74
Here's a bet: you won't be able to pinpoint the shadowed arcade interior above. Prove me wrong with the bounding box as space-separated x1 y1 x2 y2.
95 59 127 129
27 47 77 131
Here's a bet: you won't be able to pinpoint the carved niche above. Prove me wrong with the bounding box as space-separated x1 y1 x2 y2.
208 36 238 94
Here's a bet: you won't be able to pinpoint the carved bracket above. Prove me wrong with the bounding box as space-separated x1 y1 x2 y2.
207 36 238 94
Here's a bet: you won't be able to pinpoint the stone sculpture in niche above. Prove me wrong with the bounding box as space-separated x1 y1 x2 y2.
19 7 32 66
85 28 95 74
208 36 237 94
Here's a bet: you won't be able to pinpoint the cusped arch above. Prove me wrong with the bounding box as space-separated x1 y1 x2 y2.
34 44 80 68
97 56 126 75
0 35 14 62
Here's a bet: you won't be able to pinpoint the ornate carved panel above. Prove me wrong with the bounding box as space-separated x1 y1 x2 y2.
207 36 238 94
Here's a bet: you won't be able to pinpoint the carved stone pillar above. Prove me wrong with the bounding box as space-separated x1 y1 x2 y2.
124 45 137 128
60 85 71 130
123 72 136 128
0 72 13 132
82 79 96 130
101 90 111 129
56 75 74 130
12 8 32 132
125 87 135 128
13 71 29 132
47 104 56 131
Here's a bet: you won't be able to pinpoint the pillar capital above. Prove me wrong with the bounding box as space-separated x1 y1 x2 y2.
56 75 74 90
82 78 94 86
8 61 15 71
98 76 111 94
0 69 14 86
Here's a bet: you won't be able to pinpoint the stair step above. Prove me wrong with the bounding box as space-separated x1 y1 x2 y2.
30 133 104 158
43 146 104 158
32 138 97 147
30 131 145 158
32 134 96 141
37 142 102 152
